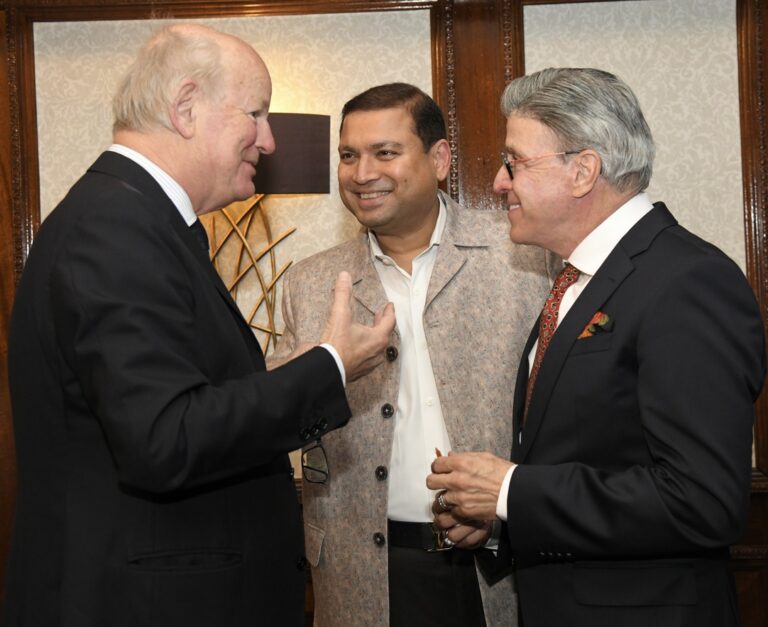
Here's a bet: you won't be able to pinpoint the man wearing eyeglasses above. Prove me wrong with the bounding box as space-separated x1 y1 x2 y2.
427 68 766 627
271 83 551 626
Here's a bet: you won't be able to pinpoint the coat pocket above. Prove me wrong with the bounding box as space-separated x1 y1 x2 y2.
570 333 613 355
127 548 242 572
573 561 697 606
304 521 326 567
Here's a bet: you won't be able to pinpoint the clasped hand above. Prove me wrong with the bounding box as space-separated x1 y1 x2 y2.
427 451 513 547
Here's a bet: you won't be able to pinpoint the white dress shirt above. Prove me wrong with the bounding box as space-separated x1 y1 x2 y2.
496 193 654 520
370 198 452 522
108 144 197 226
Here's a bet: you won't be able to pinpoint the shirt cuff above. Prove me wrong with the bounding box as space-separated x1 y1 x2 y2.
320 343 346 387
495 464 516 521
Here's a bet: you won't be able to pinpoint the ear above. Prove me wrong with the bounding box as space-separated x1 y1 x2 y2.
168 80 199 140
431 139 452 182
572 149 601 198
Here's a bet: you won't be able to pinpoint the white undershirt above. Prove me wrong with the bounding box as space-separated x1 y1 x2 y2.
370 197 452 522
496 193 654 520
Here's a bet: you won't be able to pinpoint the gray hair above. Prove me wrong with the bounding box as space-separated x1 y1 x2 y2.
501 68 655 194
113 25 224 133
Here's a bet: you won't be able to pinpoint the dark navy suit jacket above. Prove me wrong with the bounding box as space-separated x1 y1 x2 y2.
494 203 764 627
5 152 350 626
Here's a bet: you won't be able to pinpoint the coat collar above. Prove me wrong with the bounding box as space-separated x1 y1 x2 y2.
347 190 492 316
515 202 677 461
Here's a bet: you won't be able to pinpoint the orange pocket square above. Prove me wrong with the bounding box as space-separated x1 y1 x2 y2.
578 311 613 339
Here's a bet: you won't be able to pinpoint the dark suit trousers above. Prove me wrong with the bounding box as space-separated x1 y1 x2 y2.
388 545 485 626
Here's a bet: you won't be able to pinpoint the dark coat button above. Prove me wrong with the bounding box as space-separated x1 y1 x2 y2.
318 419 328 430
375 465 388 481
289 467 295 479
373 532 386 547
299 428 311 441
296 556 308 570
386 346 398 362
309 424 320 437
381 403 394 419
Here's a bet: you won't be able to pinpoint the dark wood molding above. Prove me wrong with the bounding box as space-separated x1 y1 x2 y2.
1 0 767 622
0 7 18 610
738 0 768 482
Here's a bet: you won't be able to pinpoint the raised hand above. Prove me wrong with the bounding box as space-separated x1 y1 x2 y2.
320 271 396 382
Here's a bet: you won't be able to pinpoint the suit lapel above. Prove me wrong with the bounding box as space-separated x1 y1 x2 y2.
425 193 488 311
89 152 264 360
512 323 538 460
517 203 677 461
348 235 390 318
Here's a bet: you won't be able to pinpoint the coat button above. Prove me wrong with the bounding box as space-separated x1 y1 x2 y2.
386 346 398 362
299 428 311 441
296 556 308 570
381 403 394 419
373 532 386 547
318 419 328 430
309 424 320 437
375 465 388 481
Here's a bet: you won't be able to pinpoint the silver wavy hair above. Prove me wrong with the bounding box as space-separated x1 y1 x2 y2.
501 68 655 194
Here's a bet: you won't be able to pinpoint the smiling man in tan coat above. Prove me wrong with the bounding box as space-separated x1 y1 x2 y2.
271 83 550 626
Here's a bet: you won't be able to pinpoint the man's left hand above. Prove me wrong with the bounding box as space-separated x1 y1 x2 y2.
427 451 513 521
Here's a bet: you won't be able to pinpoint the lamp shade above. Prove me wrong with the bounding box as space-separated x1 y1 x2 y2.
253 112 330 194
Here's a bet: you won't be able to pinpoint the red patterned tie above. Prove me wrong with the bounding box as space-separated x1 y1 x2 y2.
524 263 580 421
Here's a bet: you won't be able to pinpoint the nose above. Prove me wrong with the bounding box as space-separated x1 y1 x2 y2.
257 118 276 155
349 155 378 184
492 164 511 195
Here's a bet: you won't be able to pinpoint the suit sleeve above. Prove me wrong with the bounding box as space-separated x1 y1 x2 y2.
506 254 765 558
50 200 350 495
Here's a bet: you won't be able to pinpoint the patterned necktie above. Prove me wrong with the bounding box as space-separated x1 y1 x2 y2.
524 263 580 421
190 220 209 253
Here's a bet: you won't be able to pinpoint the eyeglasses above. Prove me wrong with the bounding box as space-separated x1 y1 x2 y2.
500 150 581 180
301 440 329 484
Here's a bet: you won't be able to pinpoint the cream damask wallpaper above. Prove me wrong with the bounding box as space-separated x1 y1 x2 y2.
34 0 745 344
34 11 432 265
525 0 744 271
34 12 432 356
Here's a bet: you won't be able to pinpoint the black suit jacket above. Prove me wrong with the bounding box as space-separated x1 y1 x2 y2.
501 203 765 627
4 152 351 626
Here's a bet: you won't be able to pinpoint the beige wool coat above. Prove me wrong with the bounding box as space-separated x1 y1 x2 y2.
271 192 552 626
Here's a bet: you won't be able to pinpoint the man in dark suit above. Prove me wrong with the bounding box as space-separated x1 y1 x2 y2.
4 24 394 627
427 68 766 627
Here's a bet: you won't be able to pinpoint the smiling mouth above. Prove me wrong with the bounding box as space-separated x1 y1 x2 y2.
357 191 390 200
507 203 521 210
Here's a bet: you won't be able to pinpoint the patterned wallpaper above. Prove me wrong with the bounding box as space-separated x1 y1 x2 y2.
34 0 745 337
525 0 745 271
34 11 432 265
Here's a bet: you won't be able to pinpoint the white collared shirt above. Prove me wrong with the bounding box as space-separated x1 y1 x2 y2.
496 192 654 521
370 197 452 522
108 144 197 226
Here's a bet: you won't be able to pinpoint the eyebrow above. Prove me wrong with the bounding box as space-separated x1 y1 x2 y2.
339 140 405 152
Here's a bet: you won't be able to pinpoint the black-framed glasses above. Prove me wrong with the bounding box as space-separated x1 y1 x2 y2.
301 440 329 484
501 150 582 180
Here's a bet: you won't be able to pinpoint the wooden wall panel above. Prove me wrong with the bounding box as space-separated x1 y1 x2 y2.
0 7 18 610
734 0 768 623
0 0 766 623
